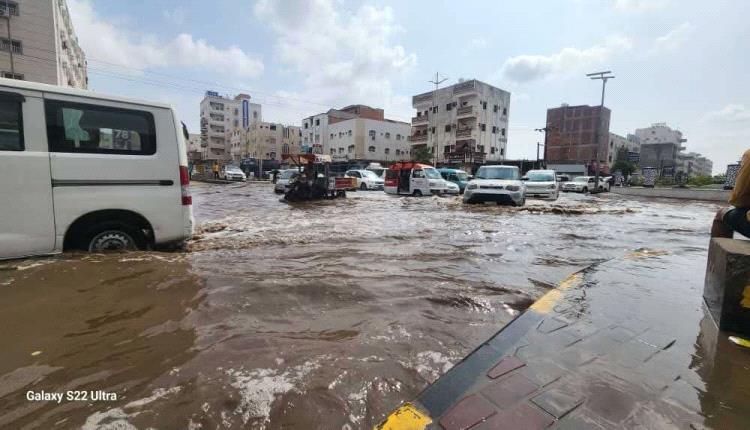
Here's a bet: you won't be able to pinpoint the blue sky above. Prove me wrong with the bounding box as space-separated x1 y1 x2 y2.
68 0 749 172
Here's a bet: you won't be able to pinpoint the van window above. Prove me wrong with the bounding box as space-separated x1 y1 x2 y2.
412 170 425 178
0 95 23 151
45 100 156 155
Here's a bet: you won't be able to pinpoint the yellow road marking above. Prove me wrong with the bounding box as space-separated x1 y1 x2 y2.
375 403 432 430
530 272 583 315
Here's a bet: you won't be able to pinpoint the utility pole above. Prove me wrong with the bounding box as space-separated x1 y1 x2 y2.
428 72 448 166
586 71 615 194
3 0 15 76
534 126 553 168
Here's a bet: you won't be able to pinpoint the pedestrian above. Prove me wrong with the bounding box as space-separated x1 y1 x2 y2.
712 148 750 239
212 162 219 179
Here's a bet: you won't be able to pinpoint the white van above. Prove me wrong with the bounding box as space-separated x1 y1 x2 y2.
0 79 194 260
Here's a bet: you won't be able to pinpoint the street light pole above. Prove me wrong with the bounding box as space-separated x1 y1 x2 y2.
534 126 553 169
428 72 448 166
586 71 615 194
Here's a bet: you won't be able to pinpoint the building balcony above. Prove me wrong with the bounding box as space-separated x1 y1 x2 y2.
409 134 428 143
455 128 473 138
444 151 485 164
412 115 428 125
456 105 476 117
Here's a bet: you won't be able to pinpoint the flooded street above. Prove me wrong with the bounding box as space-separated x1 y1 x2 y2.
0 183 724 429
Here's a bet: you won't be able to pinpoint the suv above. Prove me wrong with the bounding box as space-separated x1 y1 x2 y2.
562 176 609 193
522 169 559 200
0 79 194 259
220 165 247 181
463 165 525 206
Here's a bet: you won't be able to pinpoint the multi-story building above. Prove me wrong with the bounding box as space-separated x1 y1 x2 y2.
410 79 510 164
607 132 641 164
230 122 302 161
636 123 687 177
199 91 261 162
678 152 713 177
0 0 87 88
545 104 612 174
302 105 411 162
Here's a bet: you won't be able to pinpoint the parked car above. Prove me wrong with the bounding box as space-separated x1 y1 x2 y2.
345 169 385 190
463 165 525 206
522 169 559 200
0 78 194 259
220 165 246 181
437 168 470 193
385 162 451 196
562 176 609 193
366 162 387 179
556 175 571 183
274 169 300 193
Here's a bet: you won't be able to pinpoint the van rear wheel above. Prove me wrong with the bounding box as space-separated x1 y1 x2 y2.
81 221 147 252
413 189 422 197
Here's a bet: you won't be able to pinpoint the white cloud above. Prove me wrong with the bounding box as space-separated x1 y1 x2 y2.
613 0 670 11
469 38 488 50
68 0 263 78
702 104 750 123
649 22 693 54
499 36 632 83
253 0 416 119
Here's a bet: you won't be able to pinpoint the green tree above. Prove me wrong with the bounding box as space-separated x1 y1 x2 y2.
610 147 636 177
412 146 433 164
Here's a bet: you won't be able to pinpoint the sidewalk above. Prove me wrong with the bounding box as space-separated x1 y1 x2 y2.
379 250 750 429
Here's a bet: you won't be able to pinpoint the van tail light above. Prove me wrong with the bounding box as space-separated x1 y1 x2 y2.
179 166 192 205
385 179 397 187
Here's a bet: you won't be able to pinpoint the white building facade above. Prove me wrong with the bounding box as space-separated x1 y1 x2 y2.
0 0 87 88
199 91 261 162
230 122 302 161
410 79 510 164
302 105 411 162
635 123 685 146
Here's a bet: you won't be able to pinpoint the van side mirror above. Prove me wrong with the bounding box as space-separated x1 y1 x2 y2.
521 177 528 181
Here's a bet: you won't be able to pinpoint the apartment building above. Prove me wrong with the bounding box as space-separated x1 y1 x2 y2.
636 123 687 176
545 104 612 174
230 122 302 161
199 91 261 162
677 152 713 177
302 105 411 162
410 79 510 164
0 0 87 88
607 132 641 164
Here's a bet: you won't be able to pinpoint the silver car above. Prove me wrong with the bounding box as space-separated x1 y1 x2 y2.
274 169 300 193
463 165 525 206
523 169 559 200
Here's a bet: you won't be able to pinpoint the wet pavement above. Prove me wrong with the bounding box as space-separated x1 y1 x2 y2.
0 182 742 429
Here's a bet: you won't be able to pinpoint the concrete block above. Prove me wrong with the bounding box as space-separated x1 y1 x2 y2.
704 238 750 334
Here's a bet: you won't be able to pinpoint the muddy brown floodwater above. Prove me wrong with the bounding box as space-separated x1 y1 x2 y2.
0 182 723 429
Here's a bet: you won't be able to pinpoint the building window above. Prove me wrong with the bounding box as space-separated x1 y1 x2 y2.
0 2 18 16
1 71 22 80
431 127 435 134
482 101 487 110
369 130 376 140
493 105 498 113
432 106 438 114
0 93 24 151
396 134 401 140
445 124 451 132
500 148 504 156
491 126 497 134
396 149 401 155
501 128 506 136
330 133 334 139
253 111 258 119
347 130 352 136
304 122 308 129
330 148 335 155
384 148 390 155
385 132 390 139
315 119 320 126
446 103 452 111
339 147 344 153
0 38 22 54
347 145 354 153
491 147 496 154
45 100 156 155
503 107 507 116
368 145 375 152
444 145 451 154
480 124 486 131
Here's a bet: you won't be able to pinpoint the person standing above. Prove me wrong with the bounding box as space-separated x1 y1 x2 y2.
712 149 750 238
212 162 219 179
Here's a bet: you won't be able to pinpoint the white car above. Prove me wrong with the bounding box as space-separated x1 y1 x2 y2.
0 78 194 259
562 176 609 193
522 169 559 200
463 165 526 206
444 180 460 195
274 169 300 193
345 169 385 190
220 165 246 181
